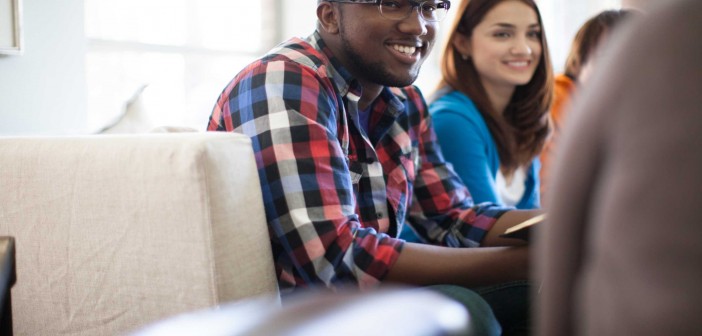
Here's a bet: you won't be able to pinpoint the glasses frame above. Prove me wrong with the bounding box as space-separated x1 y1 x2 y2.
325 0 452 22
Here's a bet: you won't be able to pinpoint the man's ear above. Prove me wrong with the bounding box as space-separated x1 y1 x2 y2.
452 32 472 58
317 2 340 34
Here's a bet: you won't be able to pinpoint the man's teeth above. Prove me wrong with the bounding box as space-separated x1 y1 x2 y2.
392 45 417 55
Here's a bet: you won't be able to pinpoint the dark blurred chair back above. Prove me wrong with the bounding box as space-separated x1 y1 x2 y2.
0 237 16 336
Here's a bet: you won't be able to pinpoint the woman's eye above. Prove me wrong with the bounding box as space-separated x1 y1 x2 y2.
528 30 542 39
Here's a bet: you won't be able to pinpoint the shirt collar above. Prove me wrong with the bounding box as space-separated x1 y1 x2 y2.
307 31 360 98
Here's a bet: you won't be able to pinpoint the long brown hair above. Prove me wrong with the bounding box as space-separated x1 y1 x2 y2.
564 9 636 80
438 0 553 174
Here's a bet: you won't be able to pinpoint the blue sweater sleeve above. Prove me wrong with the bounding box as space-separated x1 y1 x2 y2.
431 95 501 205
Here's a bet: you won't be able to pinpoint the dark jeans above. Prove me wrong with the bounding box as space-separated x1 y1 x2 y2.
473 281 531 336
427 281 530 336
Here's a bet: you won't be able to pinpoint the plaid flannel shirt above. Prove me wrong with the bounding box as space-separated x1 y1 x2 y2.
208 32 509 293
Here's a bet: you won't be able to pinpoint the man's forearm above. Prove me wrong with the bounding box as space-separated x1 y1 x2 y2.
384 242 529 288
482 209 542 247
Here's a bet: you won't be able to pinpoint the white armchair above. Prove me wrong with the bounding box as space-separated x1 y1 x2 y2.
0 132 279 335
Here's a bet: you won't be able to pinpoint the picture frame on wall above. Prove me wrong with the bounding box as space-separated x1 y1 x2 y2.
0 0 22 55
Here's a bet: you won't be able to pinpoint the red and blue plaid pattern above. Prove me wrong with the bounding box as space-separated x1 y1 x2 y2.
208 32 509 293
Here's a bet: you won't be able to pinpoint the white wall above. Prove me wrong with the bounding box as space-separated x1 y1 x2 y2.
0 1 628 136
538 0 621 73
0 0 86 135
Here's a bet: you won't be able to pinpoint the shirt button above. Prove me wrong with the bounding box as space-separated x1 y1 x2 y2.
376 212 384 219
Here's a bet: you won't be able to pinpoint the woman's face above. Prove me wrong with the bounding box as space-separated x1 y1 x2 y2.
455 0 542 94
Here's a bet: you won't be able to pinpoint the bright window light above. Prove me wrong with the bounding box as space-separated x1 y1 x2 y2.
84 0 620 132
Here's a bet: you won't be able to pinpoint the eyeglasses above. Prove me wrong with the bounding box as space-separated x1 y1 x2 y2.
326 0 451 22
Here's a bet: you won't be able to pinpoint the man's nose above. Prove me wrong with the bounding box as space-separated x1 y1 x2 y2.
398 6 429 36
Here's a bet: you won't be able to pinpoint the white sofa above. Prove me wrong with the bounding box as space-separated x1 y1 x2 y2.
0 132 279 335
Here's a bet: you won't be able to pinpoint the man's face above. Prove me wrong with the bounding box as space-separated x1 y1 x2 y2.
335 2 437 88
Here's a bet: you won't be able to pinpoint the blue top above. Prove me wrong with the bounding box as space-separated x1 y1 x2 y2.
430 90 540 209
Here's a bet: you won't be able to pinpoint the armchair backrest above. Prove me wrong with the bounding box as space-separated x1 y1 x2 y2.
0 132 279 335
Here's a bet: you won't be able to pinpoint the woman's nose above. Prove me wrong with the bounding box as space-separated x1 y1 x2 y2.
511 38 533 55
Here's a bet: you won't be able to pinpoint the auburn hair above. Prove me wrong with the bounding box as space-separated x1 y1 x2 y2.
564 9 636 80
437 0 553 174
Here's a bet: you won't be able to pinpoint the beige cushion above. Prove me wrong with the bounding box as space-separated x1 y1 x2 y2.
0 132 279 335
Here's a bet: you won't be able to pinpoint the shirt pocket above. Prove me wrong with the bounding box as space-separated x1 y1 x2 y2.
348 160 364 184
348 159 364 199
399 146 419 182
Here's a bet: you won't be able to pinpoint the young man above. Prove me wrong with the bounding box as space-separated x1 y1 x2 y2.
208 1 538 334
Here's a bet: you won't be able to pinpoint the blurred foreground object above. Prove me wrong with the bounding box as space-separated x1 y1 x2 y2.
537 0 702 335
132 288 471 336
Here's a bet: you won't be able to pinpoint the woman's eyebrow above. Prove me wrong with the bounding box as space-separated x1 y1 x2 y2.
490 22 540 29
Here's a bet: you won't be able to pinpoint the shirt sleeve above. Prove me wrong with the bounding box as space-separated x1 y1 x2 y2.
207 59 403 292
404 89 510 247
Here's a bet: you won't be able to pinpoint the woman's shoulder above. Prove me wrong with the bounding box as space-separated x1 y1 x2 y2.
555 74 577 93
429 89 482 120
429 89 493 143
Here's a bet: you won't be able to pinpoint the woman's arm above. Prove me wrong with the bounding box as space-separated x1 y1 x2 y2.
432 100 501 205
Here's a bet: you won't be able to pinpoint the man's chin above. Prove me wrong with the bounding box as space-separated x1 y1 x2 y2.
351 59 421 88
378 71 419 88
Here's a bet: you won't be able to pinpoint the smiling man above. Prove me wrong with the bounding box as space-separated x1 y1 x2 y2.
208 1 538 335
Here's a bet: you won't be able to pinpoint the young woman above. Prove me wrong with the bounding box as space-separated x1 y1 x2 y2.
398 1 552 333
539 9 636 202
430 0 553 210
